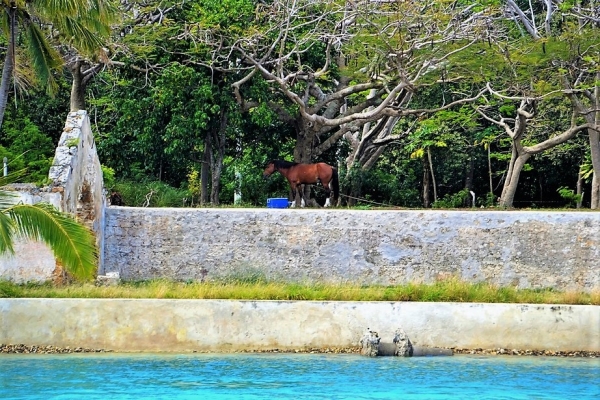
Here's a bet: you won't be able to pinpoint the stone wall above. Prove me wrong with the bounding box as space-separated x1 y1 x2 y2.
0 111 105 282
103 207 600 292
1 299 597 352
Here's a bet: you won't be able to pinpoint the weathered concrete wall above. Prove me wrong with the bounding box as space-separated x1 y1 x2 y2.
48 110 106 267
1 299 597 352
0 186 62 281
103 208 600 292
0 111 106 282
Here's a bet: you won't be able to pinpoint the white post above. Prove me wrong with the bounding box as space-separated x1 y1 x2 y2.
3 157 7 177
234 170 242 204
234 136 242 204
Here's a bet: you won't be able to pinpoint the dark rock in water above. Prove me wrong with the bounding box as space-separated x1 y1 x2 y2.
359 329 380 357
393 328 414 357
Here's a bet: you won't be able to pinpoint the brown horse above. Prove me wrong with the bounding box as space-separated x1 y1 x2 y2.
263 160 339 207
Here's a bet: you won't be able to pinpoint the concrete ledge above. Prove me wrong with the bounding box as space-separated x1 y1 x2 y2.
1 299 597 352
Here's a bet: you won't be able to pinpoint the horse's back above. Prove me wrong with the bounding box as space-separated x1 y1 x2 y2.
316 162 334 181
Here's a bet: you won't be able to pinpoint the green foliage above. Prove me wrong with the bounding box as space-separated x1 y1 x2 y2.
187 0 255 32
64 138 80 148
2 0 595 210
1 278 597 305
101 165 116 190
557 186 581 208
90 62 222 187
113 180 192 208
342 163 421 207
0 0 116 104
482 192 497 207
0 117 54 184
432 189 470 209
187 169 201 205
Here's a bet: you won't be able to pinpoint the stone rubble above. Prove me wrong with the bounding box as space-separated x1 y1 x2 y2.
1 344 112 354
452 348 599 357
1 344 597 357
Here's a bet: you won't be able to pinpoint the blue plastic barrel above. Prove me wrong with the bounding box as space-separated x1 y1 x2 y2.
267 198 289 208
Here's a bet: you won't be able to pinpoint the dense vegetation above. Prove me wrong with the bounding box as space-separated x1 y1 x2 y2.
1 278 598 305
1 0 599 209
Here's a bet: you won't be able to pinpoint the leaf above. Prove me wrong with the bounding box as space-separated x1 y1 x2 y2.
3 203 98 280
410 148 425 159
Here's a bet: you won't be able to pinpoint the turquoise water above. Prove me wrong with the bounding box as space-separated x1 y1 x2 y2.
0 353 598 399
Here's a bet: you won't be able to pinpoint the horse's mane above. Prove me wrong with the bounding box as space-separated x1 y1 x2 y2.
270 160 298 169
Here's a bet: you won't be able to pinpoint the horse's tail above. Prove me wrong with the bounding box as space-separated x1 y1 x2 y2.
331 167 340 204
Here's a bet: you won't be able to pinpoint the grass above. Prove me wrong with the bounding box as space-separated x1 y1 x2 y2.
1 278 598 305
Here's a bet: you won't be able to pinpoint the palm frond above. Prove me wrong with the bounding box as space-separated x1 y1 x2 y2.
0 169 28 209
24 23 62 95
60 16 105 54
0 190 20 212
32 0 119 55
0 169 27 186
5 203 98 280
0 212 16 254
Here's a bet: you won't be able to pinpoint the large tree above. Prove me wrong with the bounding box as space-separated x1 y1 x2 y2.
497 0 600 207
187 0 491 204
478 86 594 208
0 0 117 128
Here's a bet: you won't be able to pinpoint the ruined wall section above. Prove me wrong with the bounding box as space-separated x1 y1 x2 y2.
48 111 106 271
0 111 105 282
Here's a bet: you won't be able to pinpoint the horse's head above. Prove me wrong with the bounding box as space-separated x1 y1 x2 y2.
262 161 276 179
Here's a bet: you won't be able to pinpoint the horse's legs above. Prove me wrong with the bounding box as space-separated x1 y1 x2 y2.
290 183 298 208
324 192 331 207
323 180 332 207
298 184 306 207
289 183 306 208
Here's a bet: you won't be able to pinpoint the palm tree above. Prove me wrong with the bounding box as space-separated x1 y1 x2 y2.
0 176 97 280
0 0 117 129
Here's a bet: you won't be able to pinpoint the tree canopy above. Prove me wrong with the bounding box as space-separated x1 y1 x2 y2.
1 0 599 209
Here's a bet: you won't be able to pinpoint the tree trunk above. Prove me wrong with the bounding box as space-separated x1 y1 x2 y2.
292 123 317 206
200 131 211 205
210 108 228 205
588 76 600 208
500 144 518 206
589 128 600 209
499 152 531 208
427 148 437 204
422 157 431 208
464 152 475 207
344 163 362 207
576 169 584 209
0 6 17 131
487 144 494 199
210 160 222 205
70 61 87 111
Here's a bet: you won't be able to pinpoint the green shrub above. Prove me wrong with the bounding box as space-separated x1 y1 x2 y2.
113 180 192 207
432 188 470 208
557 186 581 208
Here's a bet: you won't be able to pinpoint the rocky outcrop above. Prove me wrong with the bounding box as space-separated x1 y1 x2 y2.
393 328 413 357
359 329 381 357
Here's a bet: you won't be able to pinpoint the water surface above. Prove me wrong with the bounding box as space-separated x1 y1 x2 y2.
0 353 598 399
